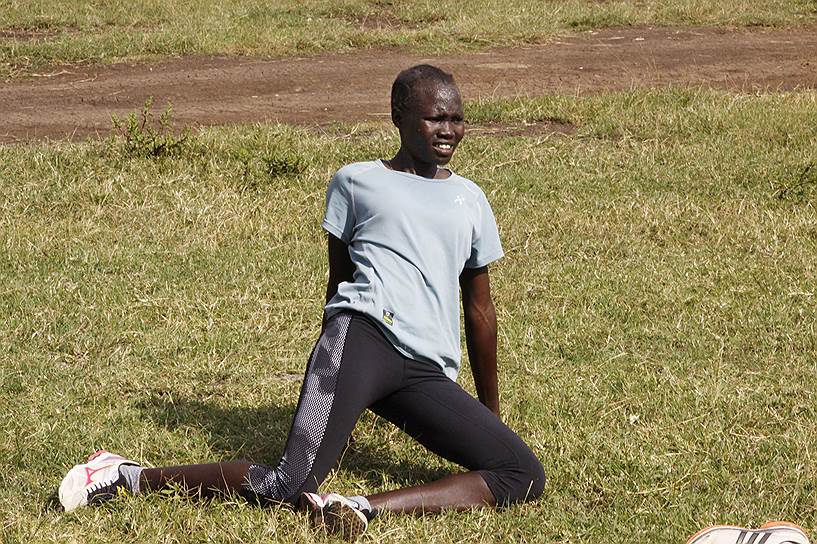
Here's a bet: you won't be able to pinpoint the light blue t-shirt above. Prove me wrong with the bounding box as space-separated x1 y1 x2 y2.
322 160 504 381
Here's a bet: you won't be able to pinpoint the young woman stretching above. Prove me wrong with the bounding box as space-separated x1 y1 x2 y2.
59 64 545 540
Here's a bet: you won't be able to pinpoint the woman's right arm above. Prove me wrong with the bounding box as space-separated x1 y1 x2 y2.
324 234 355 323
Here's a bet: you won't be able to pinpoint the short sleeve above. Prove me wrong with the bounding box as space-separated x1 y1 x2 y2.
465 192 504 268
322 170 355 243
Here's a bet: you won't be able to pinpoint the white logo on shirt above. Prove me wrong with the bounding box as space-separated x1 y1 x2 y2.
454 195 465 206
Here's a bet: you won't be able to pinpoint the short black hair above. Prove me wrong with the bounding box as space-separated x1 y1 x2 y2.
391 64 457 119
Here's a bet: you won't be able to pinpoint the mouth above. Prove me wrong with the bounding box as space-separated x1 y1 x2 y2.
433 142 455 155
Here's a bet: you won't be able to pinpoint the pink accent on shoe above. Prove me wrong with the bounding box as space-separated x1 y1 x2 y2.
84 464 115 485
87 450 106 461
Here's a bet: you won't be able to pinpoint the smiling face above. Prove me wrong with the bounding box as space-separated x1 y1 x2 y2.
393 81 465 169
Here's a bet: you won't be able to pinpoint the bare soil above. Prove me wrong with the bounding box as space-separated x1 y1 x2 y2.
1 26 815 143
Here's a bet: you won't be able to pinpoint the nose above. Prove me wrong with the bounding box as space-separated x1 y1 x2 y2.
438 121 455 137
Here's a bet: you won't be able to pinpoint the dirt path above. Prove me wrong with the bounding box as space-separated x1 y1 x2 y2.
1 26 815 143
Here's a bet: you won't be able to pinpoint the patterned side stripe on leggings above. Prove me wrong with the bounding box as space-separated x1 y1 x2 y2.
245 314 352 501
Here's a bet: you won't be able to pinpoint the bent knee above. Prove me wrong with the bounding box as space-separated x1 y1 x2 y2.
521 455 546 501
482 449 546 506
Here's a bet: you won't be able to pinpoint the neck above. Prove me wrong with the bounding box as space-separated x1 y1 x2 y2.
386 149 445 179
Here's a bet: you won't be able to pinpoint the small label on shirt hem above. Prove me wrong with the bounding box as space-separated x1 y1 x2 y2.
382 309 394 326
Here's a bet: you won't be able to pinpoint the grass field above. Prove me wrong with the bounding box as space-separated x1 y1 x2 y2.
1 88 816 542
2 0 817 78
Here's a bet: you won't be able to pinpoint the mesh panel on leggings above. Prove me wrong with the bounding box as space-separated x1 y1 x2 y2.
244 314 352 502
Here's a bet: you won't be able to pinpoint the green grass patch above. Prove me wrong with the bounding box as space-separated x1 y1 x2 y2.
2 0 817 78
1 89 816 542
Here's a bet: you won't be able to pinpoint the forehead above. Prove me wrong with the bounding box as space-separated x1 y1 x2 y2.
408 81 462 113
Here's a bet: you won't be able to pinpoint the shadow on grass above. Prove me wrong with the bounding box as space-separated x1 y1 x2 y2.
136 395 449 490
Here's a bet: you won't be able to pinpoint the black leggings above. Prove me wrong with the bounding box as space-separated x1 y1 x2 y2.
243 312 545 506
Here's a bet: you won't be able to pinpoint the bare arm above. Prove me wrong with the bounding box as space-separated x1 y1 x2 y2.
460 266 500 418
325 234 355 324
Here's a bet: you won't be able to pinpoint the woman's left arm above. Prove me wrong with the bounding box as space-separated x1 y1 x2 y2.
460 266 500 419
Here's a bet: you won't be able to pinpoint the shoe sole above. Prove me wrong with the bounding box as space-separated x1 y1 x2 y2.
301 493 367 542
686 522 810 544
311 501 367 541
59 463 90 512
759 521 809 533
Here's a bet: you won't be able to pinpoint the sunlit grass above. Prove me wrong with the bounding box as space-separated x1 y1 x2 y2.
1 89 816 542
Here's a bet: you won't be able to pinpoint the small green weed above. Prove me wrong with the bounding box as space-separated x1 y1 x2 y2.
111 97 191 158
773 162 817 201
263 152 305 179
232 145 306 190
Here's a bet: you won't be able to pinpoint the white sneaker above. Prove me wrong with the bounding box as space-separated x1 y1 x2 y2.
59 450 140 512
687 521 810 544
300 492 369 541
